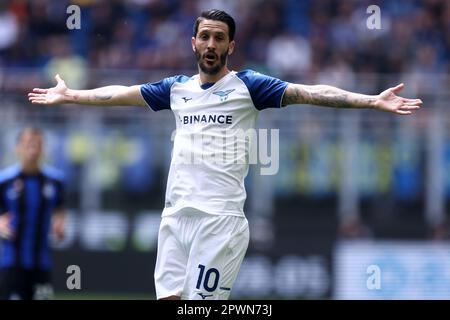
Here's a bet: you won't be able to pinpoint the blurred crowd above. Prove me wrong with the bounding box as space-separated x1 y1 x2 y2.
0 0 448 89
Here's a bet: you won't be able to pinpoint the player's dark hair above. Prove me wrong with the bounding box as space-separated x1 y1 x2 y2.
193 9 236 41
17 127 43 144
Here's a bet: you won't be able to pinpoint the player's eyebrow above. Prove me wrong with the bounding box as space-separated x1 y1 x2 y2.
198 29 227 38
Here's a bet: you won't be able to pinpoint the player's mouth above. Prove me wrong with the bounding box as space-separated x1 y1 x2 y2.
203 52 217 65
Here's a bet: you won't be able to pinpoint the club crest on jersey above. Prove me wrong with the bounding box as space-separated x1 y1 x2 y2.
7 179 23 200
43 183 55 199
213 89 235 102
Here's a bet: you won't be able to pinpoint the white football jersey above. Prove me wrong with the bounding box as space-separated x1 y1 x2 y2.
141 70 288 217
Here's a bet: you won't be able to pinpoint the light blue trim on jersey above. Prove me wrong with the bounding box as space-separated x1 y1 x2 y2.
41 164 64 182
0 164 21 183
140 75 191 111
0 164 64 183
235 69 288 110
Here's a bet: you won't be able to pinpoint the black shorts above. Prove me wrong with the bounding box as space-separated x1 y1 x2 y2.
0 267 53 300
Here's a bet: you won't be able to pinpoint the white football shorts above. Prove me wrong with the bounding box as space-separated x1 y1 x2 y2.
154 208 249 300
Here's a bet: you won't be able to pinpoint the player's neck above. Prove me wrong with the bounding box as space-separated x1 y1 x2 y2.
198 67 230 85
21 162 40 174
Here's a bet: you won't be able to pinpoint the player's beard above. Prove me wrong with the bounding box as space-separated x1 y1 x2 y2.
195 47 228 75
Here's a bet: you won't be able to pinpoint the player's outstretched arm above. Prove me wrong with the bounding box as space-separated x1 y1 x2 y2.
28 74 147 107
282 83 422 115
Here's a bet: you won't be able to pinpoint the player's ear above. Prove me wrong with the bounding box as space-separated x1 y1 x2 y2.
191 37 196 52
228 40 235 55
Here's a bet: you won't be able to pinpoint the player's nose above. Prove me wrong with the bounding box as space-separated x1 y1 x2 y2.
206 38 217 50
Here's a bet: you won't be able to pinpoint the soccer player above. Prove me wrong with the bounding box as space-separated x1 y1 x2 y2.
27 10 422 300
0 127 66 300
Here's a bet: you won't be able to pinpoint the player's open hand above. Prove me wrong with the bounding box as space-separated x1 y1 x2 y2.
374 83 422 115
0 212 15 240
28 74 68 105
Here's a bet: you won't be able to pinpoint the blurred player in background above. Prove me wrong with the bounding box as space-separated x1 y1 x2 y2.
27 10 422 300
0 127 66 300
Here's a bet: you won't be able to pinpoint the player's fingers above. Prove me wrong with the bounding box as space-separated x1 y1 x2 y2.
391 83 404 93
396 109 412 115
30 99 48 104
402 102 422 107
399 105 420 110
28 95 43 101
32 88 48 93
403 98 422 105
28 93 45 98
55 74 64 84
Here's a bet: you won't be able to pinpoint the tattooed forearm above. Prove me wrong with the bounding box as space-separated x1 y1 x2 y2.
282 84 377 109
65 85 137 106
89 86 119 102
93 93 113 101
282 84 312 105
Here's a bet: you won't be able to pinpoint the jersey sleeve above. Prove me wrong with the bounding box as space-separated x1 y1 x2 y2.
236 69 289 110
140 75 190 111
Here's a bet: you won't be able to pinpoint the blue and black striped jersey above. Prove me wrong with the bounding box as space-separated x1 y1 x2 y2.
0 164 64 270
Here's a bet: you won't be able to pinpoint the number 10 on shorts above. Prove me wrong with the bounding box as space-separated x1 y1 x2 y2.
196 264 220 292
